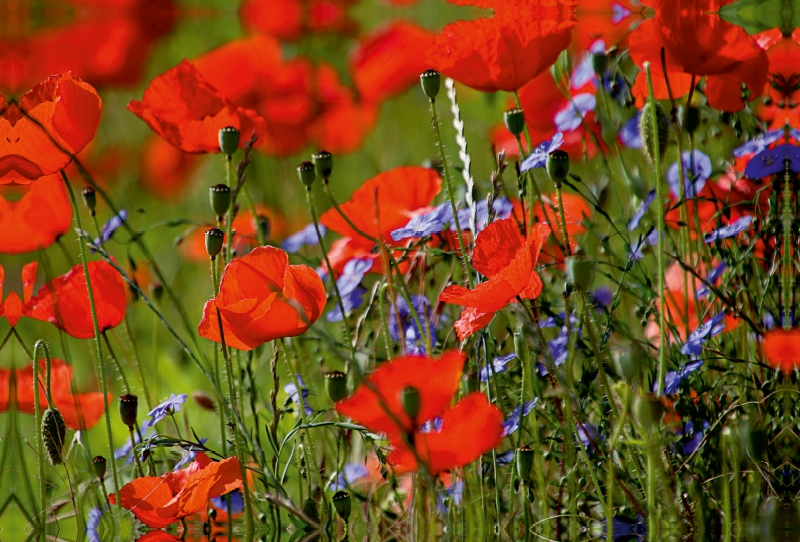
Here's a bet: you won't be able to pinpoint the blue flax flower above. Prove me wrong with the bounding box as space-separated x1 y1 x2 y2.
628 190 656 231
554 94 596 132
697 262 726 298
388 295 435 354
326 257 371 322
744 143 800 178
94 210 127 246
660 360 704 396
283 223 324 253
501 399 538 437
520 132 564 171
666 150 711 199
284 375 312 416
703 215 753 244
143 393 187 431
680 312 725 356
677 420 709 456
330 463 369 491
478 353 517 381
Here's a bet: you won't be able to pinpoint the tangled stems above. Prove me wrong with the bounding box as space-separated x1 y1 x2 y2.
32 340 48 540
61 170 123 516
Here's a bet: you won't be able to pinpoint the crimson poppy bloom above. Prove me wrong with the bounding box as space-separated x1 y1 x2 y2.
108 453 243 529
1 358 109 430
427 0 575 92
320 166 442 251
629 0 768 112
239 0 357 41
0 261 38 328
439 219 550 340
0 73 102 185
762 329 800 374
0 174 71 254
128 60 267 154
22 260 127 339
756 30 800 129
198 246 327 350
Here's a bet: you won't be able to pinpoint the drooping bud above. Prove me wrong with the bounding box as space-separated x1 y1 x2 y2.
218 126 240 155
302 497 320 524
566 255 595 291
546 150 570 185
639 102 669 163
420 69 441 101
81 186 97 215
516 444 535 482
205 228 225 260
591 53 609 75
401 386 420 420
209 184 232 219
92 455 107 481
332 491 352 523
192 390 216 411
633 393 665 427
42 408 66 465
118 393 139 430
297 161 316 188
504 108 526 138
325 371 348 403
311 150 333 180
683 107 700 135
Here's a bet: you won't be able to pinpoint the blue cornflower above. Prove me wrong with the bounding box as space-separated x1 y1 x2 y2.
577 423 602 450
554 94 596 132
628 190 656 231
283 223 324 253
744 143 800 178
703 215 753 244
661 360 704 396
211 488 245 514
478 353 517 381
501 399 538 437
453 197 514 233
520 132 564 171
391 203 452 241
681 312 725 356
436 478 463 515
330 463 369 491
697 262 727 298
94 210 127 245
677 420 709 456
87 507 104 542
143 393 187 431
326 257 371 322
284 375 312 416
732 129 783 158
571 40 607 90
666 150 711 199
593 286 614 309
603 515 646 541
388 295 435 355
611 2 632 24
495 450 515 465
618 112 643 149
114 429 154 463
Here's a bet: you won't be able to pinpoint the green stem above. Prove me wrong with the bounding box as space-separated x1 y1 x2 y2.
32 341 47 539
225 155 235 262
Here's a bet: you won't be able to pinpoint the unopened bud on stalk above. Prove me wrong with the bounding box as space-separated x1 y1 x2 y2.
504 108 526 138
639 102 669 163
42 408 66 465
516 444 535 482
311 150 333 180
333 491 352 522
218 126 240 155
192 390 216 411
420 69 441 101
325 371 348 403
118 393 139 430
209 184 232 219
401 386 420 420
297 161 316 188
81 186 97 215
302 497 320 524
92 455 107 480
205 228 224 260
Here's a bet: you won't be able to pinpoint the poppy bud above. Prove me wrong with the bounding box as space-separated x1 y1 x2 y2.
312 150 333 180
302 497 320 524
92 455 107 481
332 491 352 523
633 393 664 427
118 393 138 430
516 444 535 482
192 390 216 411
209 184 232 219
591 53 609 75
683 107 700 135
218 126 240 155
639 102 669 163
420 69 441 101
546 150 570 185
42 408 66 465
325 371 348 403
504 108 526 138
566 256 595 291
205 228 225 260
401 386 420 420
81 186 97 215
297 161 316 188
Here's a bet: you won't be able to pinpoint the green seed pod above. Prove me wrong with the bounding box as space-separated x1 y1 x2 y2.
633 392 665 427
81 186 97 215
591 53 609 75
332 490 352 522
297 161 316 188
401 386 420 420
118 393 139 430
504 108 526 138
683 106 700 135
42 408 66 465
311 150 333 180
325 371 348 403
209 184 232 219
516 444 535 482
301 497 320 524
218 126 240 155
546 150 570 185
566 255 595 291
205 228 225 260
420 69 441 101
639 102 669 163
92 455 107 480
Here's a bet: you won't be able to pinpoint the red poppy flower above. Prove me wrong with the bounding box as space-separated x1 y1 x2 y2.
336 351 465 434
571 0 638 52
128 60 267 154
349 21 435 103
139 136 201 199
239 0 357 41
755 30 800 129
0 174 71 254
22 260 127 339
439 219 551 340
387 393 504 474
0 73 102 185
762 328 800 374
4 358 109 430
0 261 38 327
198 246 327 350
320 166 442 251
109 453 243 529
629 0 768 112
427 0 575 92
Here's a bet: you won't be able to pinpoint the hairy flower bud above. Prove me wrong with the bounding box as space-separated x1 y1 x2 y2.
639 102 669 163
42 408 66 465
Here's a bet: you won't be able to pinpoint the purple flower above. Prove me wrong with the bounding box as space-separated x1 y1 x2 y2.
143 393 187 430
603 515 646 541
703 215 753 244
630 226 659 261
628 190 656 231
495 450 515 465
94 210 127 245
326 257 371 322
577 423 602 449
436 477 463 515
744 143 800 178
763 312 776 330
666 150 711 199
284 375 312 416
330 462 370 491
283 223 324 253
732 129 783 158
520 132 565 171
86 507 103 542
210 489 245 514
479 353 517 381
677 420 709 456
681 312 725 356
791 128 800 143
388 295 435 354
554 93 596 132
501 399 538 437
173 437 208 471
619 112 643 149
592 286 614 308
391 203 452 240
697 262 727 298
611 2 632 24
114 428 154 463
571 40 607 90
453 197 514 233
661 360 704 396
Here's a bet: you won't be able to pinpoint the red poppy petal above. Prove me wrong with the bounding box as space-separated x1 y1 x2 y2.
454 307 496 341
471 218 525 277
198 298 259 351
111 476 176 529
762 329 800 374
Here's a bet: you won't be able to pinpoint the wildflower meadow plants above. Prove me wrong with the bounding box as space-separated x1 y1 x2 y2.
3 0 800 541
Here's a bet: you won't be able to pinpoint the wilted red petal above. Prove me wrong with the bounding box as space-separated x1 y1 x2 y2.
762 329 800 374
